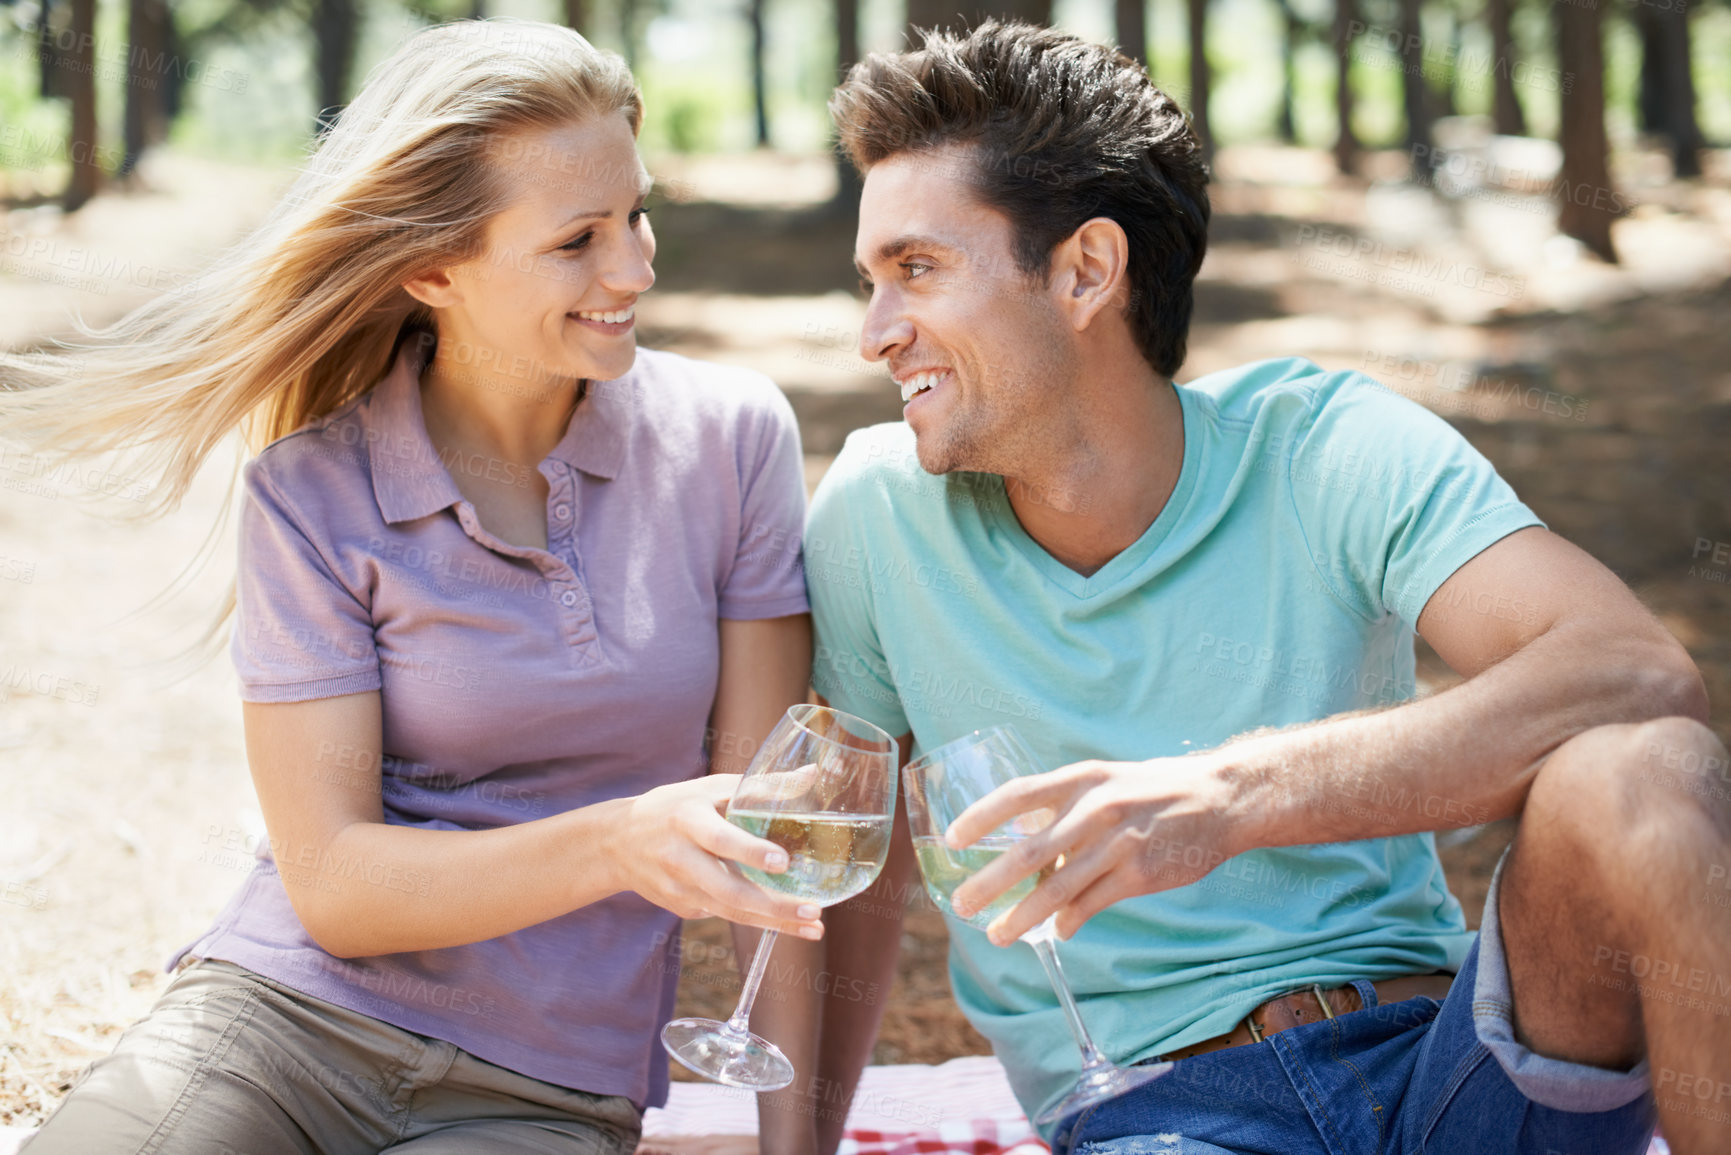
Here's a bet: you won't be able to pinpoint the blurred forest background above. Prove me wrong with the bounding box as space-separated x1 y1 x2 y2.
4 0 1731 1137
3 0 1730 252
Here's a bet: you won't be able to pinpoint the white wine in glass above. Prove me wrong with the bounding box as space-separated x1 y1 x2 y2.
903 725 1172 1128
661 704 896 1090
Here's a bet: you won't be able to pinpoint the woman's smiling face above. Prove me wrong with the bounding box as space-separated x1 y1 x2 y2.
441 114 656 387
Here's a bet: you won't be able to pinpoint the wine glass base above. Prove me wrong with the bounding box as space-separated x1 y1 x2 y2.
661 1016 796 1091
1034 1059 1173 1128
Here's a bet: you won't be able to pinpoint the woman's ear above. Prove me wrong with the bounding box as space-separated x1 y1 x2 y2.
1052 216 1131 334
401 267 462 310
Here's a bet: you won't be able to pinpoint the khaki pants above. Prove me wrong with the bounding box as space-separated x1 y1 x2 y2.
23 959 642 1155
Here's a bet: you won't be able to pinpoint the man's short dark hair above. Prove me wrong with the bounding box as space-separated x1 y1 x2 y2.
830 20 1210 378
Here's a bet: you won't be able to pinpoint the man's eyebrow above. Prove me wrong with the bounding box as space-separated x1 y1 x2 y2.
855 234 958 277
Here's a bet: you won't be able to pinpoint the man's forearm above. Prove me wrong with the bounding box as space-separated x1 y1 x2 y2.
1225 619 1706 854
743 924 823 1154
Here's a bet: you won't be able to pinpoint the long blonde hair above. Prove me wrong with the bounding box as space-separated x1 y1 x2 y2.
0 19 640 654
0 18 641 510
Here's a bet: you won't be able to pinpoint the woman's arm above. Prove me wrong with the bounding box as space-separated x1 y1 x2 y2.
241 686 824 959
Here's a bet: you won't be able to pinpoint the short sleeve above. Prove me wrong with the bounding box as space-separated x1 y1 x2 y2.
1288 373 1546 627
717 386 810 620
231 458 382 702
804 438 911 739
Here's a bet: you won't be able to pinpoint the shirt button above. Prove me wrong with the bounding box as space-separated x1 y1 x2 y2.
560 590 578 607
554 504 570 521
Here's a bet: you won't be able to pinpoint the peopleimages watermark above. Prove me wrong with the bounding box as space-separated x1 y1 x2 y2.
811 643 1046 723
0 123 122 172
0 445 152 503
0 231 194 297
1691 537 1731 586
645 929 882 1007
1639 735 1731 804
9 19 248 93
1292 225 1528 301
1343 21 1571 96
850 437 1095 516
1359 351 1590 424
0 663 100 707
1410 142 1637 218
0 879 49 911
1188 630 1416 709
1588 945 1731 1016
199 822 434 898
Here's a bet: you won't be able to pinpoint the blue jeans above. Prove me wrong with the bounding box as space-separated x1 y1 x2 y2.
1058 854 1656 1155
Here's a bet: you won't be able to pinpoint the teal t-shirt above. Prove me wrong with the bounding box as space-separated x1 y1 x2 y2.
804 356 1545 1134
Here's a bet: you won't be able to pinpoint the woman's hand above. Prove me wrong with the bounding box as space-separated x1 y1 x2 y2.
607 774 825 940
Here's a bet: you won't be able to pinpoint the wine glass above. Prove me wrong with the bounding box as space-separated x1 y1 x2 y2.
903 725 1172 1127
661 703 897 1090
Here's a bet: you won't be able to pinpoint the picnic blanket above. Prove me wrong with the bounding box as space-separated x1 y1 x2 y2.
640 1054 1673 1155
0 1055 1673 1154
641 1056 1049 1154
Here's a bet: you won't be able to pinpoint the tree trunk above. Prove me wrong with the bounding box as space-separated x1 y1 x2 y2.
1399 0 1432 183
63 0 99 211
1333 0 1357 173
1554 0 1616 261
749 0 770 148
563 0 586 36
163 10 187 122
1116 0 1147 64
312 0 360 134
1634 4 1665 133
619 0 640 68
1275 0 1300 142
123 0 171 179
831 0 862 213
1634 0 1702 178
38 0 63 99
1439 11 1459 117
1487 0 1525 135
470 0 488 16
1187 0 1211 158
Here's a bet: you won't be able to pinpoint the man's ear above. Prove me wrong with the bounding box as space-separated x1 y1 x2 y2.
1050 217 1131 333
401 267 462 311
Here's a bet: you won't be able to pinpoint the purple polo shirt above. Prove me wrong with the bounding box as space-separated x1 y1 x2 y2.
170 334 809 1107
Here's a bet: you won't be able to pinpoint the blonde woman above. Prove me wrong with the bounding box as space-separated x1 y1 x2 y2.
5 19 836 1155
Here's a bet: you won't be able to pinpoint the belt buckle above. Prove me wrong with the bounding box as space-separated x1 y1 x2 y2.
1242 983 1339 1044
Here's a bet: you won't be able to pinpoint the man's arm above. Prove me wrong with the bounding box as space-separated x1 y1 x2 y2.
804 724 916 1155
704 615 825 1155
949 526 1708 944
743 692 914 1155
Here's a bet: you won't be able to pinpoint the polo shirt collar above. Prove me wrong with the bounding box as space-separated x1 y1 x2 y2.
369 338 463 526
545 370 631 481
366 339 633 525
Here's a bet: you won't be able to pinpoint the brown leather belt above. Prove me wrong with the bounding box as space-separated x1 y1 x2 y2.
1159 972 1456 1062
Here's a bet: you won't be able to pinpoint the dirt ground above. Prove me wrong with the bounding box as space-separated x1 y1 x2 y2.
2 143 1729 1124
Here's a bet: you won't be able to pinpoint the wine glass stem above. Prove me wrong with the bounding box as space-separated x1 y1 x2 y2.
1028 934 1113 1076
723 928 780 1038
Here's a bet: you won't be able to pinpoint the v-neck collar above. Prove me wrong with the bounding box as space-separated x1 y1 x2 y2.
981 386 1204 599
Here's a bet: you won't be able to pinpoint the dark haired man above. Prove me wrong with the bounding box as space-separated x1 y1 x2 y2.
804 20 1729 1155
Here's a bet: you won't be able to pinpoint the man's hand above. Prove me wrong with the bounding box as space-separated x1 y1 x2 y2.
947 752 1246 944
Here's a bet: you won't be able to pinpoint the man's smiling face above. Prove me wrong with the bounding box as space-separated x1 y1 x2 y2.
854 144 1079 477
